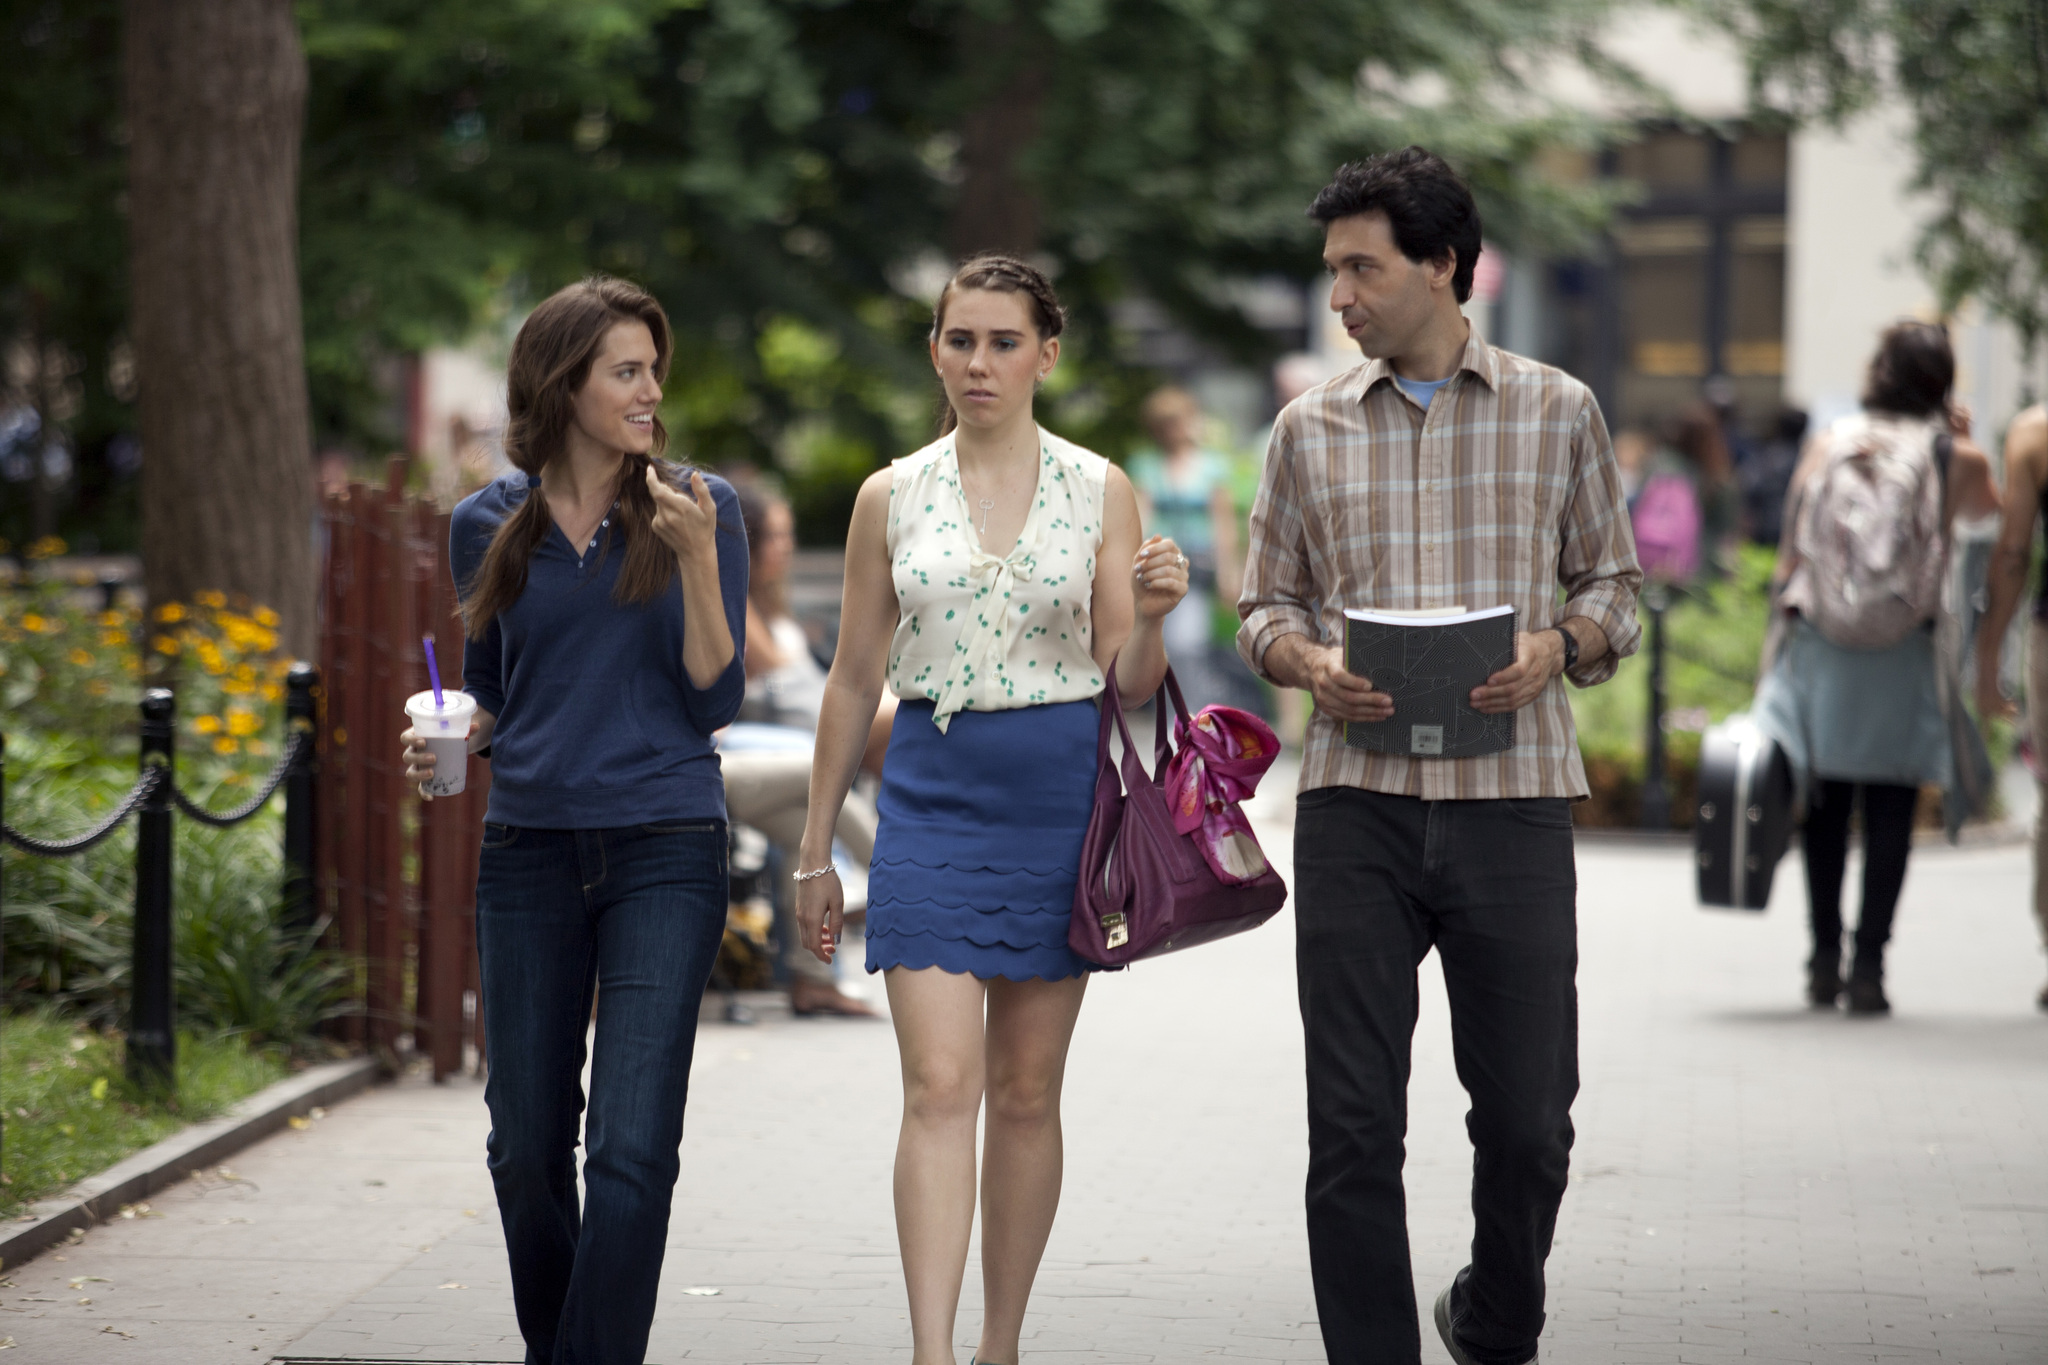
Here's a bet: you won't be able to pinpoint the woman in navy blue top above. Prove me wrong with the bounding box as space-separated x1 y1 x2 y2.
399 277 747 1365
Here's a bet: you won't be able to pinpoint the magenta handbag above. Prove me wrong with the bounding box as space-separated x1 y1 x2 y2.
1069 660 1288 966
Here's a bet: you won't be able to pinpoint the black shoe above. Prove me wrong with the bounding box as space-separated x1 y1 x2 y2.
1846 976 1890 1015
1807 964 1842 1008
1434 1286 1537 1365
2038 979 2048 1013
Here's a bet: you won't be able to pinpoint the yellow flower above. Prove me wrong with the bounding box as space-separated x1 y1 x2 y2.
252 606 280 628
153 635 179 656
192 714 223 735
259 681 284 703
154 603 186 623
20 613 46 632
212 736 239 755
195 590 226 609
25 535 67 559
67 648 93 666
101 630 128 647
225 709 261 737
98 610 125 627
245 738 271 757
85 679 110 697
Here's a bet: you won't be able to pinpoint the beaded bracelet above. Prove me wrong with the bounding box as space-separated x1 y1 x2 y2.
792 864 838 883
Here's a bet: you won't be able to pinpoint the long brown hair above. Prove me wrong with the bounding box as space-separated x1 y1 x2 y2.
930 253 1066 435
461 276 683 639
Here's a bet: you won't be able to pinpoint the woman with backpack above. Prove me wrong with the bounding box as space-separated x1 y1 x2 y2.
1755 321 1997 1014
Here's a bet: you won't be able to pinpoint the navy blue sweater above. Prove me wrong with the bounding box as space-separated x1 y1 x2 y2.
450 469 748 828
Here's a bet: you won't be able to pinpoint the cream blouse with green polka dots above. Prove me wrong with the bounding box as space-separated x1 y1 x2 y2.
885 428 1109 732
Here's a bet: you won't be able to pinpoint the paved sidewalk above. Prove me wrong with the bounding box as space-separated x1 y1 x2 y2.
4 797 2045 1363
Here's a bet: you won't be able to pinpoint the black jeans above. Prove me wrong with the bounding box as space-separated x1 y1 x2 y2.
1294 788 1579 1365
1800 779 1917 979
476 822 729 1365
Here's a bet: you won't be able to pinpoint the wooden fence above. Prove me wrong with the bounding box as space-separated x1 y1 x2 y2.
317 461 484 1080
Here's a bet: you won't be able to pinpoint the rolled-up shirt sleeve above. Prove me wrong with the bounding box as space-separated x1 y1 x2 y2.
1236 414 1321 680
1556 395 1643 687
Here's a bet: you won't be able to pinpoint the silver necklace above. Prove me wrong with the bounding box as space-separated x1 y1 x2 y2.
977 498 995 534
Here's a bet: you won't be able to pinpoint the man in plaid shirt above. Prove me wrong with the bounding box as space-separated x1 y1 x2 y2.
1238 147 1642 1365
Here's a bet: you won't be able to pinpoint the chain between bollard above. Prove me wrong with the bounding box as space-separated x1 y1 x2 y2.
167 730 311 828
0 762 167 857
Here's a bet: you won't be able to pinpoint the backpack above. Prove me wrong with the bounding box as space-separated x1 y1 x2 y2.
1781 413 1948 650
1632 471 1702 583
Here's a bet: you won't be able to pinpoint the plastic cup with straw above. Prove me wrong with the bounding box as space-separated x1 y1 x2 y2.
406 633 476 796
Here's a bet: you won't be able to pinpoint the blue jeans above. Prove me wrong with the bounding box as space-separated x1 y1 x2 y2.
475 821 728 1365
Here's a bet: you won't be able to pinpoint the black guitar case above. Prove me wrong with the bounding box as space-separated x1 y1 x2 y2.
1694 715 1796 910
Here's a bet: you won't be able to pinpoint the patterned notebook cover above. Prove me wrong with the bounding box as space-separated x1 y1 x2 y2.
1340 605 1518 758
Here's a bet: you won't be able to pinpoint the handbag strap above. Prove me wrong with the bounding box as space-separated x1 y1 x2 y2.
1099 656 1181 791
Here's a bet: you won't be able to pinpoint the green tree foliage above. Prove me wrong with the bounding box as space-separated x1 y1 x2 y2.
10 0 1626 525
1721 0 2048 350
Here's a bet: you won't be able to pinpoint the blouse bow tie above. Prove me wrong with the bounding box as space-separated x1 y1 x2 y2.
930 547 1036 733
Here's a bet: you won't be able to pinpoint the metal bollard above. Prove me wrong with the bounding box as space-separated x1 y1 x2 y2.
129 688 177 1092
1639 587 1672 830
283 662 319 936
98 572 124 613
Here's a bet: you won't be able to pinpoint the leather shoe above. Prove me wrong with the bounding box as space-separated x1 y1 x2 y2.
1434 1285 1536 1365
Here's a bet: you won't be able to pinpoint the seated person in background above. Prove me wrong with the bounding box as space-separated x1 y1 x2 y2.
723 476 890 1016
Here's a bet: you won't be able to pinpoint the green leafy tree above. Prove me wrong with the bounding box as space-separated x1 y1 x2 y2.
9 0 1629 563
1720 0 2048 351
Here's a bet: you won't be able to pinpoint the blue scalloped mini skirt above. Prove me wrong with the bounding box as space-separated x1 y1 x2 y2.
864 697 1098 982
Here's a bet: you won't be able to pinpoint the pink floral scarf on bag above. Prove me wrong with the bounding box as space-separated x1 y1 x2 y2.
1163 705 1282 885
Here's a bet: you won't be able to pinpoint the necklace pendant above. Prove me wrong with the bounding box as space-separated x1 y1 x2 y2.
977 497 994 534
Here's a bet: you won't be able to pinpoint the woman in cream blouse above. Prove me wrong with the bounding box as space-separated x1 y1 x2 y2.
795 254 1189 1365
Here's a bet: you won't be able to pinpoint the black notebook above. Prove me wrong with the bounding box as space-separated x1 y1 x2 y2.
1341 605 1518 758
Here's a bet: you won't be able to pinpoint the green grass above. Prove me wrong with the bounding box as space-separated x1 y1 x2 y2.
0 1009 289 1218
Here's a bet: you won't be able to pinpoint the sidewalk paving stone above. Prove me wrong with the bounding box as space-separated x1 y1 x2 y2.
3 783 2043 1362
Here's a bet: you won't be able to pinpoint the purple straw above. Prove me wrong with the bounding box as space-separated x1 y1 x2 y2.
423 634 445 709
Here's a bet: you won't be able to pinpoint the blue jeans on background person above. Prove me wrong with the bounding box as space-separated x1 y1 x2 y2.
475 821 728 1365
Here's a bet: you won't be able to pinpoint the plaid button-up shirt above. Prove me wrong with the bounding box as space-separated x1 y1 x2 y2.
1237 329 1643 801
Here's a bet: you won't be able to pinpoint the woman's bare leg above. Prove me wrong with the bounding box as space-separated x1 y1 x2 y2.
886 966 989 1364
976 974 1089 1364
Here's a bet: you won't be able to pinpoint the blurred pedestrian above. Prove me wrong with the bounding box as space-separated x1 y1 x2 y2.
792 254 1189 1365
1739 405 1808 546
1665 401 1739 573
401 277 749 1364
1755 320 1997 1015
1238 147 1642 1365
1970 401 2048 1012
1129 385 1245 708
725 475 884 1018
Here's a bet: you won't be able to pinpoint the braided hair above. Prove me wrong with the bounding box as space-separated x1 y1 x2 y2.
930 253 1067 435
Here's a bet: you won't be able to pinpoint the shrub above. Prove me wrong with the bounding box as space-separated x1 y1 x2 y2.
2 580 351 1053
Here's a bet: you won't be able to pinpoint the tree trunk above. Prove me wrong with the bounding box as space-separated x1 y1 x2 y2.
947 22 1050 260
127 0 314 655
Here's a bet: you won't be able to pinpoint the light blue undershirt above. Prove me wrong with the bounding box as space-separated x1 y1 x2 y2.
1393 373 1452 409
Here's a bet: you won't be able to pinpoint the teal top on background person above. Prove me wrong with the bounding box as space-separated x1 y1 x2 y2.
1126 446 1231 562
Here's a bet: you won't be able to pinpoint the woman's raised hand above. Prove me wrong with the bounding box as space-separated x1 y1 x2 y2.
794 867 844 966
646 465 720 565
1132 534 1191 622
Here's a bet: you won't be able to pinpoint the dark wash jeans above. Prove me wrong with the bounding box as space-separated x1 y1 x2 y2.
476 821 728 1365
1294 788 1579 1365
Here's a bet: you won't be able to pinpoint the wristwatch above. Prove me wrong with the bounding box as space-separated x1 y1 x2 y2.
1550 624 1579 675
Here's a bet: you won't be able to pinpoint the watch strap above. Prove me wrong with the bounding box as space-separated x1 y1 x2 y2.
1551 624 1578 674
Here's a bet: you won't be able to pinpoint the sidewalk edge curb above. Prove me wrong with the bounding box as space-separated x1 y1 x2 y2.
0 1054 380 1271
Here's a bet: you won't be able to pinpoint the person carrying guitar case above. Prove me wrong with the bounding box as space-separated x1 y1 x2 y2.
1750 321 1998 1014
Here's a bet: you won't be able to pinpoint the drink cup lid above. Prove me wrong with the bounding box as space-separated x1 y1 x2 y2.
406 688 475 717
